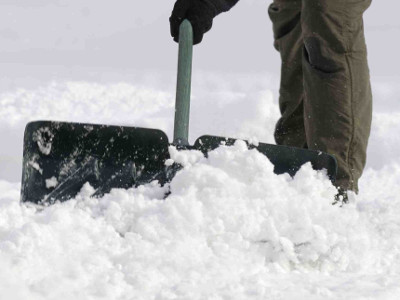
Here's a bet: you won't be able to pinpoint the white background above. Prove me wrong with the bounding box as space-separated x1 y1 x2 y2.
0 0 397 85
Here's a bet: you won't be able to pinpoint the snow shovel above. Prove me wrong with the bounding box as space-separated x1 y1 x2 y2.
20 20 337 204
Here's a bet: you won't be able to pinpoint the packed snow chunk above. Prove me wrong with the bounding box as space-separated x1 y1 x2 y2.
32 127 54 155
45 176 58 189
28 160 43 175
167 146 204 167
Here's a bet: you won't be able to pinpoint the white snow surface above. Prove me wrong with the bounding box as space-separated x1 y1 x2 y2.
0 74 400 299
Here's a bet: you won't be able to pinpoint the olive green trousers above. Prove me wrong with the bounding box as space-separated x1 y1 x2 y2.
268 0 373 192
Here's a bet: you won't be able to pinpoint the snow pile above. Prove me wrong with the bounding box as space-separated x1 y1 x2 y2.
1 142 400 299
0 73 399 299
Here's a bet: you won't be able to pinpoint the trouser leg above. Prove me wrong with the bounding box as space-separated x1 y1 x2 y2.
301 0 372 192
268 0 306 148
269 0 373 192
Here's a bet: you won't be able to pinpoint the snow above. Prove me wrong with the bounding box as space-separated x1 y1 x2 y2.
1 79 400 299
1 142 400 299
45 177 58 189
1 0 400 299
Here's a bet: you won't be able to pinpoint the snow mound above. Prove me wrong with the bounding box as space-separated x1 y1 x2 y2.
1 142 400 299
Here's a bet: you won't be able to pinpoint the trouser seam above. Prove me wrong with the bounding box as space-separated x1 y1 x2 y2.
341 3 355 192
345 52 355 191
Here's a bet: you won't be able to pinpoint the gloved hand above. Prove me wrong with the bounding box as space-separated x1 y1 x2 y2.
170 0 217 45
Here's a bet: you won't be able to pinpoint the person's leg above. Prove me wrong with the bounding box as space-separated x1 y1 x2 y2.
268 0 306 148
301 0 373 192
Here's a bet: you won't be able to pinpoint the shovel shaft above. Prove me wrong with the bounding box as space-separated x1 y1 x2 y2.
173 20 193 146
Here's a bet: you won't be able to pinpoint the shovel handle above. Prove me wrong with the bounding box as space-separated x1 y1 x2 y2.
173 19 193 146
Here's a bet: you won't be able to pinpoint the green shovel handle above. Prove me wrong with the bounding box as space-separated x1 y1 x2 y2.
173 19 193 146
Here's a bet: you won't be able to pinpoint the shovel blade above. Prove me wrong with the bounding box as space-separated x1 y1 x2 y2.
193 135 337 181
21 121 170 204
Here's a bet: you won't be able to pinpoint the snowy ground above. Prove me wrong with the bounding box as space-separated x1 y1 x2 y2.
1 1 400 299
1 72 400 300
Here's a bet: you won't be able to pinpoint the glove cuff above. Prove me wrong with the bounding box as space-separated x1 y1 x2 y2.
203 0 239 15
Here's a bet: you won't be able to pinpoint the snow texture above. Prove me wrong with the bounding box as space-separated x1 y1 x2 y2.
0 73 399 300
1 143 400 299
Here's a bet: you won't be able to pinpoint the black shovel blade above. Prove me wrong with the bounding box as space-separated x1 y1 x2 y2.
21 121 170 204
193 135 337 182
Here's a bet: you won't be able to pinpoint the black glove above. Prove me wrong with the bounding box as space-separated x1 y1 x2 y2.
170 0 217 45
